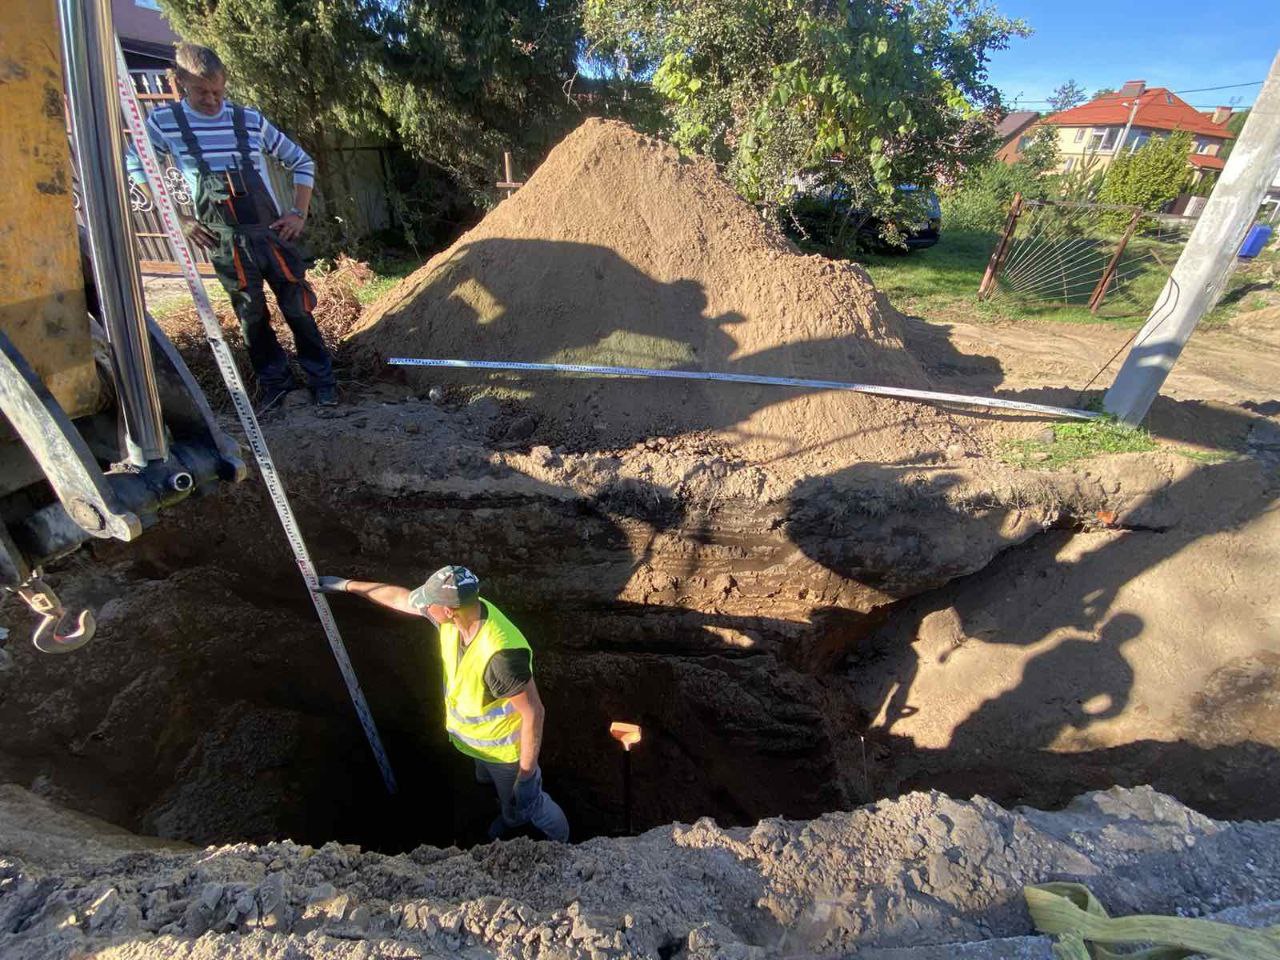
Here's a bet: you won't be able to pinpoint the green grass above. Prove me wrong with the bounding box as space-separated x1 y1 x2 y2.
1000 417 1157 469
1173 447 1241 465
857 230 1002 318
852 225 1276 330
354 257 421 305
146 283 228 319
1203 242 1279 326
856 229 1157 328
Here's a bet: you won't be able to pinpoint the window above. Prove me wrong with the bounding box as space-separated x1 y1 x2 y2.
1017 134 1032 152
1063 157 1076 172
1087 127 1120 152
1195 137 1215 154
1126 129 1150 153
1074 128 1086 143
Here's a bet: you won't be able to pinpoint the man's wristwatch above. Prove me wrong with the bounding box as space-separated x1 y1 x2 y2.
288 206 307 220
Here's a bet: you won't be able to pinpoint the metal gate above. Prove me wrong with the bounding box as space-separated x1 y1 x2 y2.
124 68 213 275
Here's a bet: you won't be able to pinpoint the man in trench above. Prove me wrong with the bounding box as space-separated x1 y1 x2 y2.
126 43 336 409
319 565 571 842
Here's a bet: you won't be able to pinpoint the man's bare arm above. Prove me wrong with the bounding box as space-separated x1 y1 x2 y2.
508 678 545 779
323 578 420 616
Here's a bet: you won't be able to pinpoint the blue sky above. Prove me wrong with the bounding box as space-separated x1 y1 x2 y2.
984 0 1276 112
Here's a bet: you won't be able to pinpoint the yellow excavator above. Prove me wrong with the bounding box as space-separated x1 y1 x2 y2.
0 0 244 652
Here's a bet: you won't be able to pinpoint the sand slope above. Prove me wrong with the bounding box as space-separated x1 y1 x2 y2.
352 119 965 470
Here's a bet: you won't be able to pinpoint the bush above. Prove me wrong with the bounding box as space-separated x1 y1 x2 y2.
1098 132 1192 225
939 124 1058 233
941 161 1052 233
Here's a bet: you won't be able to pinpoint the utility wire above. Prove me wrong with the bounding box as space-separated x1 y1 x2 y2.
1009 80 1261 106
1173 80 1263 94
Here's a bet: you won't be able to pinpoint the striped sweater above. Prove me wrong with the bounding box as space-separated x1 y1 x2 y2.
126 100 314 212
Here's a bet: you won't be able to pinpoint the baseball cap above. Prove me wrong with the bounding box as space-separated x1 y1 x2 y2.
409 565 480 610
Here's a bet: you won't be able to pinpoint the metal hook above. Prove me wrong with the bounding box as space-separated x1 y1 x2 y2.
7 572 96 654
32 607 95 654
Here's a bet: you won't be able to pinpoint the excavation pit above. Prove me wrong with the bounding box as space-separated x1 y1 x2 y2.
3 117 1277 859
2 393 1278 856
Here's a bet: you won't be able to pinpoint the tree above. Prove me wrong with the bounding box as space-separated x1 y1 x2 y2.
1091 87 1116 99
1098 131 1192 223
582 0 1029 239
1047 79 1087 113
380 0 581 197
1019 125 1059 174
160 0 582 248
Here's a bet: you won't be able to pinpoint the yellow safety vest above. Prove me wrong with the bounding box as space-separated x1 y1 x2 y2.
439 599 532 763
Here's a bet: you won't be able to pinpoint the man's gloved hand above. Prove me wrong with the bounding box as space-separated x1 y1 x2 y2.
513 768 543 816
317 576 350 594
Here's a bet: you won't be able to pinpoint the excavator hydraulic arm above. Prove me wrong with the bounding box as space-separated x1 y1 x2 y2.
0 0 245 652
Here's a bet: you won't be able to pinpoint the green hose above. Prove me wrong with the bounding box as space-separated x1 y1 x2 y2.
1024 883 1280 960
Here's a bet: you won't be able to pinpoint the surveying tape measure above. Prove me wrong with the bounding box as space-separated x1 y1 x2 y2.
387 358 1099 421
115 40 396 794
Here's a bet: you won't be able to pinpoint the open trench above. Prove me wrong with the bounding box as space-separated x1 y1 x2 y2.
0 481 872 852
1 400 1277 854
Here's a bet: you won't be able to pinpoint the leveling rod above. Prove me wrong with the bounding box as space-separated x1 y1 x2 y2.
388 358 1098 421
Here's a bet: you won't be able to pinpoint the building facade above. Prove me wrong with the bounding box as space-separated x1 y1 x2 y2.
1006 81 1234 184
994 110 1041 164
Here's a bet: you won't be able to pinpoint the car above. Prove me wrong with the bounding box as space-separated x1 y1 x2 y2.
897 184 942 250
786 181 942 253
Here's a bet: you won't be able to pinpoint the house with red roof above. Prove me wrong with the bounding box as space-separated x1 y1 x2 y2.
993 110 1041 164
1009 81 1234 185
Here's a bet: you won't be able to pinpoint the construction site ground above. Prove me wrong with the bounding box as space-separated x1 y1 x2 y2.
2 120 1278 958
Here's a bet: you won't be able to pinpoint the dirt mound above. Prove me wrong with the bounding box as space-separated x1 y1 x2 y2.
5 784 1280 959
351 119 965 469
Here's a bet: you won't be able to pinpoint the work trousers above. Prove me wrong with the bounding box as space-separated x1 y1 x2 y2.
210 229 334 393
475 760 570 842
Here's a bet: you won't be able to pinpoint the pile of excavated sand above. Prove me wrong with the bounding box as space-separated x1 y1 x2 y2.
4 784 1280 959
351 119 969 471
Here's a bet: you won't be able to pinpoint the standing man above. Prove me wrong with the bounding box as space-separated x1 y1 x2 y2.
320 565 570 842
127 43 336 409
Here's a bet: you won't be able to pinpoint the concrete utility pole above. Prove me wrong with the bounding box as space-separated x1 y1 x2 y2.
1116 96 1141 155
1104 49 1280 425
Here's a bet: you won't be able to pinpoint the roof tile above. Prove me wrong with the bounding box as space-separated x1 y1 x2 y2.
1044 88 1234 139
1188 153 1226 170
